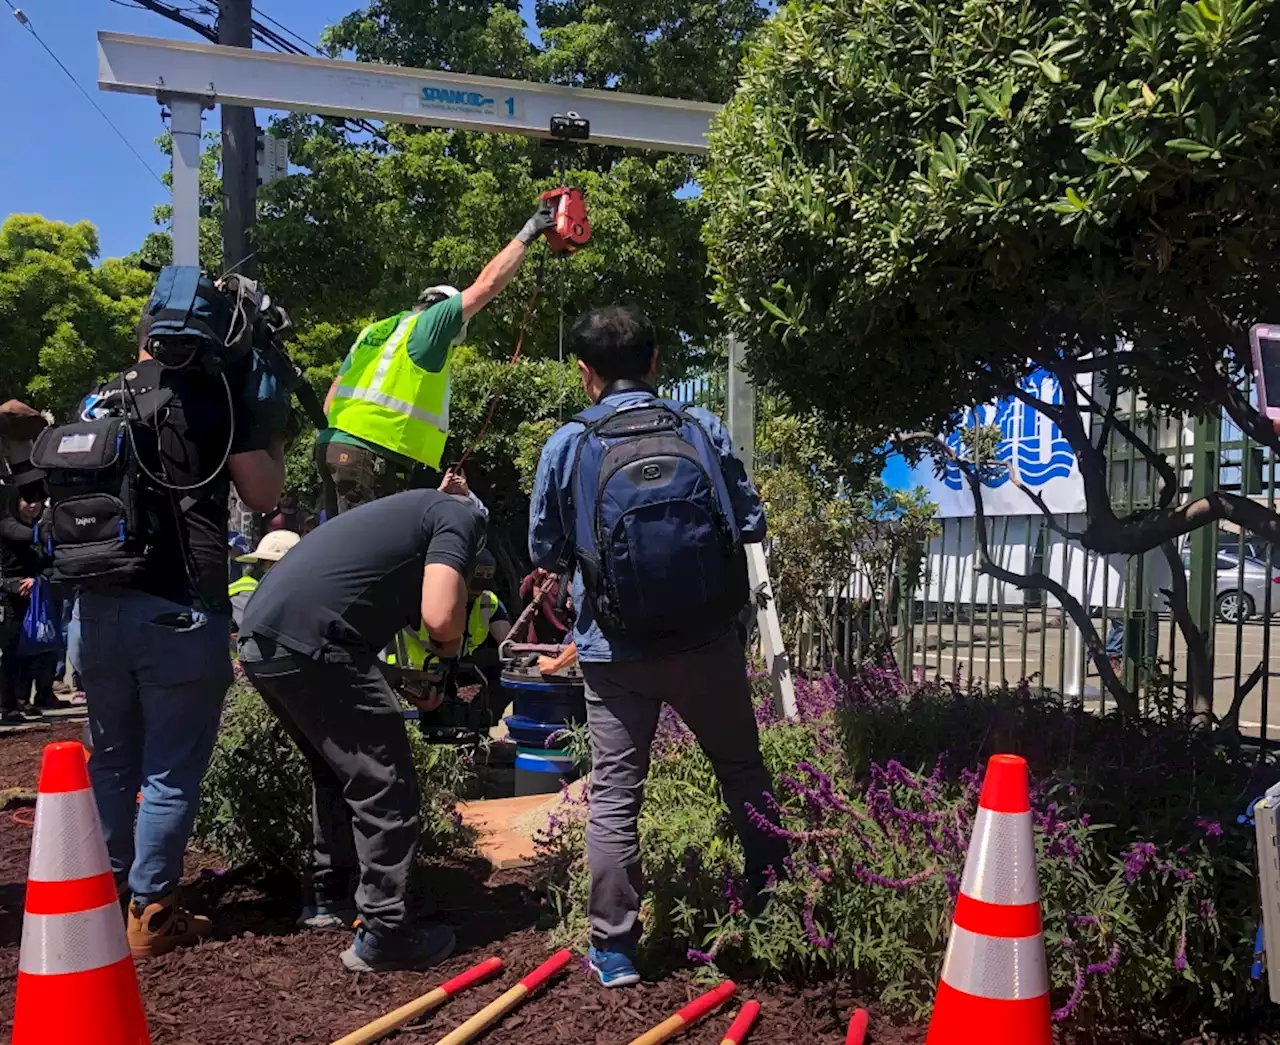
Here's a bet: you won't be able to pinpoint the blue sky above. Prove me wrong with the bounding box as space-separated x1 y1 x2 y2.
2 0 540 260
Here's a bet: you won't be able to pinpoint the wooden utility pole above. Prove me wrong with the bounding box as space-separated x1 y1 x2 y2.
218 0 256 276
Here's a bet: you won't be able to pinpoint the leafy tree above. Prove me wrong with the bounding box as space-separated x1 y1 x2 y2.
324 0 767 101
703 0 1280 720
0 215 153 419
250 0 771 372
755 400 938 666
256 124 709 371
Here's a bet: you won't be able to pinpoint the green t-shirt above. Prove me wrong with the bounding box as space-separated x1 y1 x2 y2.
320 296 465 466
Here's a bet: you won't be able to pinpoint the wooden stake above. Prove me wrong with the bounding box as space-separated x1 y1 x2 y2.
719 1001 761 1045
329 957 503 1045
625 981 738 1045
431 949 572 1045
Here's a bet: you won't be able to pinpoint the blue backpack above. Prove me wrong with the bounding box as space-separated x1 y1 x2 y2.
567 397 748 640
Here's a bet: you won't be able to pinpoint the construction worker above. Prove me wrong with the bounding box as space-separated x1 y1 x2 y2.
318 201 558 513
236 488 485 972
397 549 511 671
228 529 300 633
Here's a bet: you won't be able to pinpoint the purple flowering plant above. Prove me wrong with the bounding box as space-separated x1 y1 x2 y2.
535 667 1265 1034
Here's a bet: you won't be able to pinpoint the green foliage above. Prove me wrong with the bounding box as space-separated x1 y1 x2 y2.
755 399 939 653
0 215 154 418
195 679 472 871
325 0 768 102
258 123 713 374
703 0 1280 453
538 670 1272 1036
254 0 774 375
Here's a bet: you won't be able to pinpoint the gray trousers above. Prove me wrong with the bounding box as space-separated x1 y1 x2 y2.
581 629 788 953
238 637 421 937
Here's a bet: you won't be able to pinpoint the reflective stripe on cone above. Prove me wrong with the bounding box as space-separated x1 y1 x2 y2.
28 788 113 882
926 753 1051 1045
13 742 151 1045
19 902 131 975
959 807 1039 907
937 925 1049 1001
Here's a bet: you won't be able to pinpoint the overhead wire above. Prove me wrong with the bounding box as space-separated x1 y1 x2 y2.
4 0 166 185
253 5 325 56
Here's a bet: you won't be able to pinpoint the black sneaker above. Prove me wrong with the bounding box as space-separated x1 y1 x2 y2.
0 708 24 725
16 704 43 722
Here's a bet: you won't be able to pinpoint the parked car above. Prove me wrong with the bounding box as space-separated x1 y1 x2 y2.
1202 552 1278 623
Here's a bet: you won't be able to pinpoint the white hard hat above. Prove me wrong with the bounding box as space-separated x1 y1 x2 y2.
237 529 301 564
418 284 468 345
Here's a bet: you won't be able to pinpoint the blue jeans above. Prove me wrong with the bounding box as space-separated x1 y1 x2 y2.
76 590 232 902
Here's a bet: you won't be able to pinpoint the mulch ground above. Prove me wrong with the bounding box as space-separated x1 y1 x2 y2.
0 723 1266 1045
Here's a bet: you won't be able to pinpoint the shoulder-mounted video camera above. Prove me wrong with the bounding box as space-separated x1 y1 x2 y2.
140 264 327 431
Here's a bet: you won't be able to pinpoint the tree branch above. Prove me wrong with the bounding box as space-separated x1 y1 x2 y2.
1158 540 1213 726
1076 387 1178 511
1218 374 1280 457
961 457 1138 715
905 430 1137 714
896 430 1084 541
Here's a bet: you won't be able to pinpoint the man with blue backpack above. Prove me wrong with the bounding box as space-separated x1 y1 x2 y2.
529 305 788 988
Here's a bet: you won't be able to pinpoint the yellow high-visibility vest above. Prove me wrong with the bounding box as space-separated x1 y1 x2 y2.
328 312 451 469
397 592 500 670
228 575 258 598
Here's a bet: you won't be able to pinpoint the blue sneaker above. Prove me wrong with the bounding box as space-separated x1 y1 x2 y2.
587 946 641 988
341 923 456 973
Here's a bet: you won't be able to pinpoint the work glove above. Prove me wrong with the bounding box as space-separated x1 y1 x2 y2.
516 199 557 246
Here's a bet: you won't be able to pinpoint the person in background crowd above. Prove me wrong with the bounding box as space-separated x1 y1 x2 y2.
529 306 788 988
0 485 56 723
228 530 300 633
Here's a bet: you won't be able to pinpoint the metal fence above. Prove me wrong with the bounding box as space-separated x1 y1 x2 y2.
670 365 1280 744
882 391 1278 744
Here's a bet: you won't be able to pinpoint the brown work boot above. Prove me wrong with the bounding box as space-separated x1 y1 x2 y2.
127 893 212 959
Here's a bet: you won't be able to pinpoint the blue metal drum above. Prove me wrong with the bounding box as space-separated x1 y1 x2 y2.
501 665 586 796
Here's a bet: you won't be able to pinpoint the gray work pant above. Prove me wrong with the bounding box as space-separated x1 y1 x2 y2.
581 630 788 953
238 636 421 937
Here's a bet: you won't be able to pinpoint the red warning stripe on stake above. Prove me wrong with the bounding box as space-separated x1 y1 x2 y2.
24 871 118 915
951 893 1042 939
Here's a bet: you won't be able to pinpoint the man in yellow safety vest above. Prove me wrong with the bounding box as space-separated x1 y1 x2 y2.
395 550 510 677
228 529 301 633
318 201 557 514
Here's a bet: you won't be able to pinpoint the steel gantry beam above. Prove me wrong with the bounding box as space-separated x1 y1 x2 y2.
97 33 720 155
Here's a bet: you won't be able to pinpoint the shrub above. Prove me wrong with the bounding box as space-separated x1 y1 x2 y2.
538 666 1274 1037
194 680 473 872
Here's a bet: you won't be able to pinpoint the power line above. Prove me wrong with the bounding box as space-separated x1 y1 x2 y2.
5 0 166 185
254 6 322 56
124 0 388 143
125 0 218 43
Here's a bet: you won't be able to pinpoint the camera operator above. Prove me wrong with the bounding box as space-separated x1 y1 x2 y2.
75 313 288 960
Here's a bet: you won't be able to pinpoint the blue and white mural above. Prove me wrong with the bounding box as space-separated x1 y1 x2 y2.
898 369 1088 518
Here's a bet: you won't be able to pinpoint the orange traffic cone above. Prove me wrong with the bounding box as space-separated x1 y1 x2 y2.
12 741 150 1045
926 753 1051 1045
